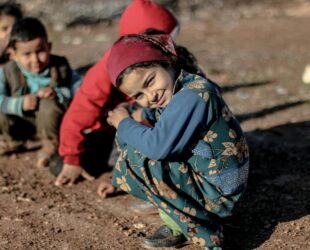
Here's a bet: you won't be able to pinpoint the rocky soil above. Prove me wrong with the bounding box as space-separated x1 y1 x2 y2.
0 0 309 249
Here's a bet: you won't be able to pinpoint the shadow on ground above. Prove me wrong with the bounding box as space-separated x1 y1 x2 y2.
223 121 310 249
221 80 274 93
237 100 309 122
49 131 115 178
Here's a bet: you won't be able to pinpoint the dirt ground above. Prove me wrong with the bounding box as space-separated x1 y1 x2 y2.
0 1 310 249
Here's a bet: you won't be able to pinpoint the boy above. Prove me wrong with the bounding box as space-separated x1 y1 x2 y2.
0 17 81 167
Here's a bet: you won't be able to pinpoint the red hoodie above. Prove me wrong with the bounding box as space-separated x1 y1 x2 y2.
59 0 177 165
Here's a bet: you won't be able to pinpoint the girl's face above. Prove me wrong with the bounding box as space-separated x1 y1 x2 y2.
11 37 51 74
0 15 16 41
119 64 175 108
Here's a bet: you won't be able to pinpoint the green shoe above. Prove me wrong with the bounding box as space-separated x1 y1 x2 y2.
142 225 187 248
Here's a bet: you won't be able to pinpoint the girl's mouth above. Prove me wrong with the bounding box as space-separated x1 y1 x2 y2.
156 91 165 106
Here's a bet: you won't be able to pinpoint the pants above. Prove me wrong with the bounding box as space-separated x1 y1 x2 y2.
0 98 64 142
111 137 247 248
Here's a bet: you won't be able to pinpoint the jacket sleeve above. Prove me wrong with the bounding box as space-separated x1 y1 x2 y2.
117 90 208 160
58 49 116 165
0 68 23 117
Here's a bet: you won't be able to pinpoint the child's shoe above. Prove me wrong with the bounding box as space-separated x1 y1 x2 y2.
37 139 57 167
141 225 187 248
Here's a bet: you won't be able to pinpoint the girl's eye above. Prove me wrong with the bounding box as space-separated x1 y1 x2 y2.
147 75 155 87
134 93 143 100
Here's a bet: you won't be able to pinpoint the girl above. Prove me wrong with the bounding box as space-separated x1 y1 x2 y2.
0 2 23 64
106 34 249 249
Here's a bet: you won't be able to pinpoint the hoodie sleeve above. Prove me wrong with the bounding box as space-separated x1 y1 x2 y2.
0 68 23 117
117 90 208 160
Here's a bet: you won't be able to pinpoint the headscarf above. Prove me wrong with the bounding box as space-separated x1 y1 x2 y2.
107 34 177 85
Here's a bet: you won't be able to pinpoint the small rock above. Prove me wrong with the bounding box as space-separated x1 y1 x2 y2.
0 240 9 245
302 64 310 84
94 34 109 42
62 36 71 44
123 229 134 236
53 22 66 32
9 154 17 160
72 37 82 45
237 91 250 100
133 223 146 229
275 86 288 95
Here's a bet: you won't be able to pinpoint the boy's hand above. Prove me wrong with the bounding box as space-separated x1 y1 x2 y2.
37 86 56 99
97 180 117 198
107 106 130 128
22 94 38 111
54 164 94 186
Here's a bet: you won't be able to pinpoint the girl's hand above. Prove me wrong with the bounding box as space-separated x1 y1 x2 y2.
107 106 130 128
97 180 117 198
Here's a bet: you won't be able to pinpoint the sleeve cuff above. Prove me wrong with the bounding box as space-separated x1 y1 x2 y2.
16 97 24 117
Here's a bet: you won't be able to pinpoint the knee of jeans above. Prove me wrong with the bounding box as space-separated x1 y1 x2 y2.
0 112 10 128
0 112 8 120
38 99 63 117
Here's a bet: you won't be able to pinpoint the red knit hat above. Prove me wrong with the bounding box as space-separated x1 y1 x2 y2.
119 0 178 36
107 34 177 85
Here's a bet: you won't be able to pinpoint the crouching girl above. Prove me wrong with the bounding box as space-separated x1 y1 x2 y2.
106 34 249 249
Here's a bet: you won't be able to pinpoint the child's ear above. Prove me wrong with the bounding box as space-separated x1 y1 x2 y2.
8 48 17 60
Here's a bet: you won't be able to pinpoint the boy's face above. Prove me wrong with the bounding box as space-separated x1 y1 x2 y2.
11 37 51 74
0 15 16 41
119 65 175 109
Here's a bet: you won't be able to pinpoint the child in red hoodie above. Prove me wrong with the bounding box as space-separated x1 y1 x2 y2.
56 0 179 186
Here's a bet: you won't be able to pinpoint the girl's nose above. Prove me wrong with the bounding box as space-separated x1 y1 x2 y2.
146 91 157 104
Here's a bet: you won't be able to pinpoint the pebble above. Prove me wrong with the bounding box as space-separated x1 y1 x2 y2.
72 37 83 45
0 240 9 245
133 223 146 229
302 64 310 84
275 86 288 95
53 23 66 32
62 36 71 44
237 91 250 100
94 34 109 42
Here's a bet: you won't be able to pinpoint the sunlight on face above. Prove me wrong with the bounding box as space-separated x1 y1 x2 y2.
119 65 175 108
11 37 51 74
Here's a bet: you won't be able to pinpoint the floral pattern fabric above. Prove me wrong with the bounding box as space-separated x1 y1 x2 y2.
112 71 249 248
